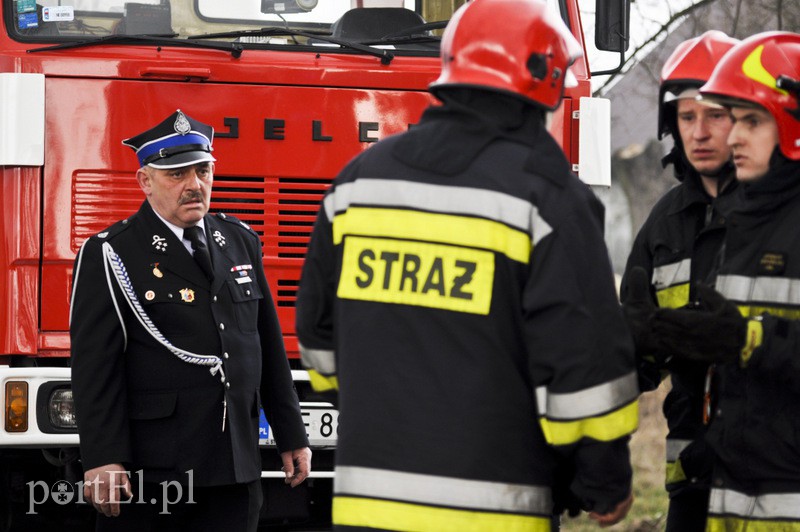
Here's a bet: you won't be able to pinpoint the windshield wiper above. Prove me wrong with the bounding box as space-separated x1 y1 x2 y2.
28 34 245 58
188 27 395 65
379 20 448 40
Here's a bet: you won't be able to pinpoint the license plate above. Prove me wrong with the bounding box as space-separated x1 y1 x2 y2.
259 405 338 447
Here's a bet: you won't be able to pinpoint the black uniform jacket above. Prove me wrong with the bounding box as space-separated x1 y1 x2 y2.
620 155 738 494
70 200 308 486
708 160 800 494
297 95 637 528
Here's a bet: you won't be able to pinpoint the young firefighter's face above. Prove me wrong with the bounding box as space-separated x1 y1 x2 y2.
676 98 733 177
137 162 214 227
728 106 780 182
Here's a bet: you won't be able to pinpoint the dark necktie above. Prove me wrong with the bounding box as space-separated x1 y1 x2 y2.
184 226 214 280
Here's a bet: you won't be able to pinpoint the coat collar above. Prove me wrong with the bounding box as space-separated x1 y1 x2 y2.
137 201 235 293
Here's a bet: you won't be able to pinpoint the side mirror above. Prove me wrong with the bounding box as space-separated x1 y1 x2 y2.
595 0 629 52
261 0 318 15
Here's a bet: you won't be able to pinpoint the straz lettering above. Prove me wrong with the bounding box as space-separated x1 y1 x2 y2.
338 236 494 315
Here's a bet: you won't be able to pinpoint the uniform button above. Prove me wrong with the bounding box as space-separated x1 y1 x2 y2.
219 323 225 331
220 376 226 383
690 477 698 484
245 290 251 296
213 296 218 302
225 382 231 389
168 293 173 299
122 219 128 224
223 352 229 359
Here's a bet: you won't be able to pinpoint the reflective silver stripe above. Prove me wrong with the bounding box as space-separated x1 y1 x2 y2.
323 179 553 246
335 466 552 515
298 342 336 375
535 371 638 420
652 259 691 290
709 488 800 520
717 274 800 306
665 439 692 462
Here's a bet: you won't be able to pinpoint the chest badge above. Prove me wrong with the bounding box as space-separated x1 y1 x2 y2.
151 263 163 278
212 230 227 248
758 252 786 275
179 288 195 303
152 235 168 253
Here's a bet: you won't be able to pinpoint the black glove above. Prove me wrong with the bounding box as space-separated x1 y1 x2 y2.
650 282 747 363
622 267 668 363
551 460 581 518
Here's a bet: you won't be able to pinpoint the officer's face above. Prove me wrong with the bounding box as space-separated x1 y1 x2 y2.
676 98 733 178
728 106 780 182
138 162 213 227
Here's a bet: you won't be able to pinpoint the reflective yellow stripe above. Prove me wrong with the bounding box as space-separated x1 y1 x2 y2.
308 370 339 392
323 179 553 246
334 497 552 532
333 207 532 264
538 400 638 445
707 517 800 531
665 460 687 485
740 319 764 367
739 305 800 320
656 283 690 309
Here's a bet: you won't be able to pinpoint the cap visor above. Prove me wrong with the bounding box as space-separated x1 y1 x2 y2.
147 151 216 169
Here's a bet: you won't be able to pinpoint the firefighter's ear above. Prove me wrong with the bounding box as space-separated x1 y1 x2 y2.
136 167 153 195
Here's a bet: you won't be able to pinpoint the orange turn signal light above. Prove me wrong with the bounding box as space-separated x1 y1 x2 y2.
5 381 28 432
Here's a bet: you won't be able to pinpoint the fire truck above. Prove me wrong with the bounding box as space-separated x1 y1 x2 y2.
0 0 628 528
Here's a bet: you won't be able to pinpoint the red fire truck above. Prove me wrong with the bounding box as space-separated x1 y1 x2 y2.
0 0 628 528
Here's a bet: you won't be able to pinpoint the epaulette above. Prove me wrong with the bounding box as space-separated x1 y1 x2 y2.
92 215 136 241
216 212 259 239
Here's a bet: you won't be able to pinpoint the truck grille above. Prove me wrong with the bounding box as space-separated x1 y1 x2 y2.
71 172 332 310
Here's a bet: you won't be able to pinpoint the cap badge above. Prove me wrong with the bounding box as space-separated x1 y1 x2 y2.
152 235 168 252
174 110 192 135
213 230 226 247
179 288 195 303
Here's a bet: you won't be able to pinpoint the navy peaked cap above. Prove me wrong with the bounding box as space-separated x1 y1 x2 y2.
122 109 215 169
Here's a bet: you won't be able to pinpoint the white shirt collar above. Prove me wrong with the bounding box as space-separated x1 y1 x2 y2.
151 208 206 250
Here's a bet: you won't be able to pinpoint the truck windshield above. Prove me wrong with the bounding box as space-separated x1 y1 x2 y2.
6 0 442 54
7 0 566 56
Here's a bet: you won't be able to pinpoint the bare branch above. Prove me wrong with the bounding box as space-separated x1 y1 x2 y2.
594 0 718 94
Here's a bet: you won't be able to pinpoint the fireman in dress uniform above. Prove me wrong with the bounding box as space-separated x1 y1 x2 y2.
640 32 800 530
295 1 637 530
69 110 311 531
620 31 740 531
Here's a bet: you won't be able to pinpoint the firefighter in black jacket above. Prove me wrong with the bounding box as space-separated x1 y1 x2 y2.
620 31 739 531
70 110 310 530
296 1 637 530
637 31 800 529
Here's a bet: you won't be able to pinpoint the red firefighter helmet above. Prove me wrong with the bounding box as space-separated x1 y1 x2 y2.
700 31 800 160
429 0 582 111
657 31 740 140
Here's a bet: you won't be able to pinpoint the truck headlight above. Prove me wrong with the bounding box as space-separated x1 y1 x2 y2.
48 388 77 429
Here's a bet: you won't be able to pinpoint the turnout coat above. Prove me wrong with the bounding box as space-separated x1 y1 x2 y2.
296 96 638 531
70 200 308 486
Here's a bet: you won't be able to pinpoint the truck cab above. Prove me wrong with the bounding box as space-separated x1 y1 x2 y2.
0 0 628 528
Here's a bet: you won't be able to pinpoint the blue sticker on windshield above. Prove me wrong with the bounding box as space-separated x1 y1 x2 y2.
18 12 38 29
17 0 36 13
